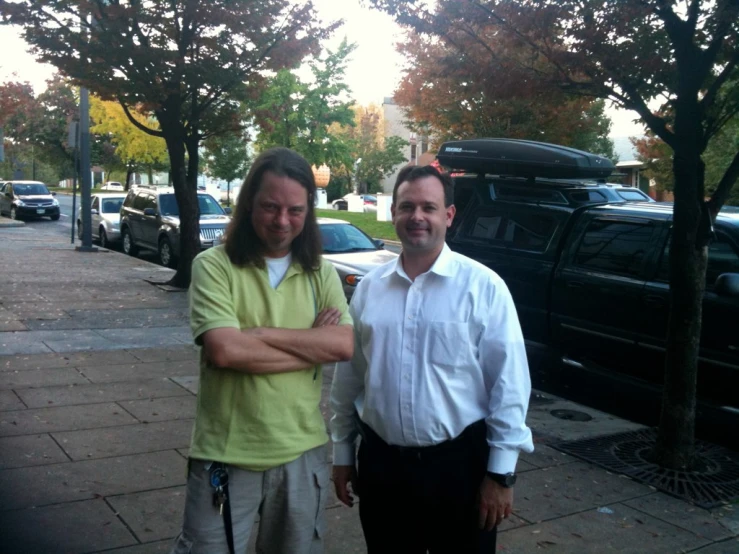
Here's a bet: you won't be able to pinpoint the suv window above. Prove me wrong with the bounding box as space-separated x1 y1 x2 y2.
92 196 100 211
574 219 654 278
158 193 224 216
657 232 739 284
132 193 149 211
465 209 558 251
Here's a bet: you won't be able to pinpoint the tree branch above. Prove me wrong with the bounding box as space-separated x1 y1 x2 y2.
118 100 164 138
707 149 739 216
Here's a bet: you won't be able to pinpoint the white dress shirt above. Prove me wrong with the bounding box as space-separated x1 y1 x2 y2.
329 244 534 474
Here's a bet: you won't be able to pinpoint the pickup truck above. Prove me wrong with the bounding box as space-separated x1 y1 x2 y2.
440 139 739 441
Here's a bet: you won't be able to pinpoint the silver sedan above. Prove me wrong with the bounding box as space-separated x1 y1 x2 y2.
77 193 127 248
318 217 398 301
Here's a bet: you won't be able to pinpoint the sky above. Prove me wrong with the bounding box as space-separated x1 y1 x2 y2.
0 0 645 141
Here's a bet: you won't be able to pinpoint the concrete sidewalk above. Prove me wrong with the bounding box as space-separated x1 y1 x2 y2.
0 224 737 553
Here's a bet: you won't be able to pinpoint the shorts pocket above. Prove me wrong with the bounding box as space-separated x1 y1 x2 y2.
313 463 330 539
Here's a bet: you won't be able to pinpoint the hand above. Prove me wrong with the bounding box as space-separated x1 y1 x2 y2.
313 307 341 328
477 476 514 531
332 464 359 507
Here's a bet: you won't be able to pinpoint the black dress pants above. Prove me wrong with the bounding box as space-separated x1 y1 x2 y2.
357 420 497 554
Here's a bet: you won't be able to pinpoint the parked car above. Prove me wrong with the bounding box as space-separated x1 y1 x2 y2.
101 181 124 191
119 187 231 267
439 138 739 438
318 217 398 300
76 193 127 248
331 193 378 213
0 180 60 221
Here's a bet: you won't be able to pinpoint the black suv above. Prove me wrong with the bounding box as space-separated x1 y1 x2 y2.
119 186 230 267
439 138 739 443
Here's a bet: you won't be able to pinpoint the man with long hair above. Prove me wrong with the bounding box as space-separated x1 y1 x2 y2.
171 147 353 554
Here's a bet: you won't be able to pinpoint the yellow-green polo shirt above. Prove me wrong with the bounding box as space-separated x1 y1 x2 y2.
188 245 352 470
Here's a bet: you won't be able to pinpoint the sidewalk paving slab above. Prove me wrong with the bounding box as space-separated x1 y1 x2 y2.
119 395 197 422
0 450 186 511
0 349 143 371
78 359 200 383
512 461 654 523
0 367 90 390
497 503 713 553
0 401 137 437
14 377 192 408
0 498 137 554
0 433 70 469
52 418 194 460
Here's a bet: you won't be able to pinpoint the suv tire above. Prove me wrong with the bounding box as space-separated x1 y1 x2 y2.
159 237 178 268
10 206 20 220
50 214 60 221
122 227 139 256
77 220 83 239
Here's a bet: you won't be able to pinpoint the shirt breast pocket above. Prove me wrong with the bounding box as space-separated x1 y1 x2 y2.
428 321 472 369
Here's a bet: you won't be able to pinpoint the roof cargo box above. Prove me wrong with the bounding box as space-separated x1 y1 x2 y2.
436 138 615 179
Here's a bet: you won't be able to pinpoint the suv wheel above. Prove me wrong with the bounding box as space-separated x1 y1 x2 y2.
159 237 178 268
50 214 60 221
122 228 138 256
77 220 83 240
10 206 20 220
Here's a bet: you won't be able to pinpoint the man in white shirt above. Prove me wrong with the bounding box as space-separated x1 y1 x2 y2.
329 165 534 553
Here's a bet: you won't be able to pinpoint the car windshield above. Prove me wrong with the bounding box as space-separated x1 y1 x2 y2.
320 223 378 253
14 183 49 195
159 193 225 216
101 198 124 214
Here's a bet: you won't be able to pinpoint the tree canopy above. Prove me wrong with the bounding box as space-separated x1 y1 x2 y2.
252 39 357 169
393 27 616 158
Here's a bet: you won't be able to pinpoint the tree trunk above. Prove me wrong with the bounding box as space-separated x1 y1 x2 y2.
654 110 708 469
161 132 197 288
125 164 135 191
167 135 201 289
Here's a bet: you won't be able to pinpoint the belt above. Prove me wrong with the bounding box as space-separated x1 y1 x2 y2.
358 419 486 459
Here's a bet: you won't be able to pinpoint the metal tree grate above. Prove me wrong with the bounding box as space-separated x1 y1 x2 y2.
552 428 739 509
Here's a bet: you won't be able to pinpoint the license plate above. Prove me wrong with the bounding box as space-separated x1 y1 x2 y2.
36 209 45 214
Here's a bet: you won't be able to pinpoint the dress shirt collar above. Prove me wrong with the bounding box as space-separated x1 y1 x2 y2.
381 243 456 280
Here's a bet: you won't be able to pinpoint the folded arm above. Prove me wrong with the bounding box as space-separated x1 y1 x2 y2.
201 327 314 374
255 323 354 365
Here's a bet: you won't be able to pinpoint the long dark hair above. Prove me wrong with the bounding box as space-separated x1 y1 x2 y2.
224 147 322 271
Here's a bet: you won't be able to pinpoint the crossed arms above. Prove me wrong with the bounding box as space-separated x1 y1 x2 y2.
201 308 353 374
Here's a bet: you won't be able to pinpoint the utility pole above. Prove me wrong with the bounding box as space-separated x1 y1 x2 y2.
76 87 96 252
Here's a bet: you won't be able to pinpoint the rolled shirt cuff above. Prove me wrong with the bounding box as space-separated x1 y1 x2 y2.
332 441 357 466
487 447 520 474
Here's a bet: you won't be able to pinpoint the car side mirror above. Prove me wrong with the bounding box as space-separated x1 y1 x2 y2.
143 208 156 216
224 207 232 215
714 273 739 297
373 239 385 249
91 209 99 215
51 191 57 196
4 192 10 198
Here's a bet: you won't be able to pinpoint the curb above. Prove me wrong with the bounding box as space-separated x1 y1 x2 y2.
0 217 25 228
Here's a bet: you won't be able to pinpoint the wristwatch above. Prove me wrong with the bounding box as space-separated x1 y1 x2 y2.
486 471 517 488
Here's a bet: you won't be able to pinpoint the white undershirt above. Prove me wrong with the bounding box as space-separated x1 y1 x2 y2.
265 253 292 288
